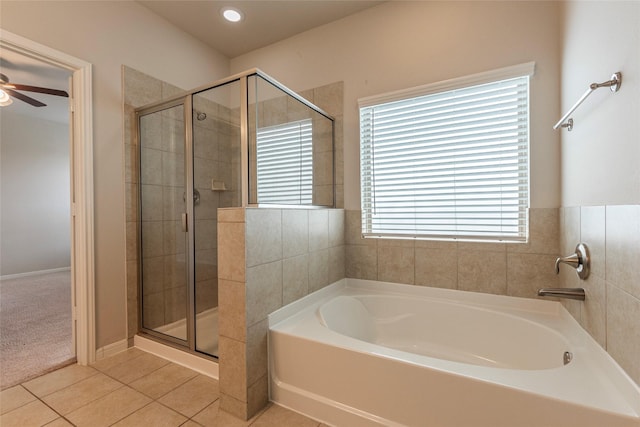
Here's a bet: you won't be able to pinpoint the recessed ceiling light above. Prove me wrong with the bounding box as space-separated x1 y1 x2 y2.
221 7 243 23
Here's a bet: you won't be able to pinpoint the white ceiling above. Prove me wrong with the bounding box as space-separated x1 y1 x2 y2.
0 48 72 124
138 0 384 58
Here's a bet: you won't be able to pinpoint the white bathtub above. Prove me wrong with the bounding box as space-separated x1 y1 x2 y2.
268 278 640 427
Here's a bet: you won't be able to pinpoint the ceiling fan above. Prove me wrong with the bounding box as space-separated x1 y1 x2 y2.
0 73 69 107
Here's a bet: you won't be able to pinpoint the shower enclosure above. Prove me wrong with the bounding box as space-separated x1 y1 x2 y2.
136 69 334 359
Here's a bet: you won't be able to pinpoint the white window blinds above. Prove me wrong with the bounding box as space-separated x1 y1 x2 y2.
256 119 313 204
359 64 533 241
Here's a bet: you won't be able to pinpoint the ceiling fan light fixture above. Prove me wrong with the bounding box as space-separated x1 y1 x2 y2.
0 89 13 106
221 7 243 23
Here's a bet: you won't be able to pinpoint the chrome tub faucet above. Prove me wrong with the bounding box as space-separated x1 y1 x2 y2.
537 287 586 301
537 243 590 301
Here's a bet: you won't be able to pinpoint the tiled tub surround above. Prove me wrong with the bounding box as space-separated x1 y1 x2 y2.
559 205 640 386
217 207 345 420
345 208 560 298
344 206 639 388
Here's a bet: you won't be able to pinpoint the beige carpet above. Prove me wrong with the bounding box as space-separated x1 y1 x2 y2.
0 270 75 390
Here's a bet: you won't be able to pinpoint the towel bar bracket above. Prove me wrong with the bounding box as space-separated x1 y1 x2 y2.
560 118 573 131
591 72 621 93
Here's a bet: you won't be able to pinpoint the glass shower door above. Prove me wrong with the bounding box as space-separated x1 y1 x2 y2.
192 81 241 358
139 103 188 343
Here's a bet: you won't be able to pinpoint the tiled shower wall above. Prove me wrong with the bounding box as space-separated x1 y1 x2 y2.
559 205 640 385
217 207 345 419
345 208 560 298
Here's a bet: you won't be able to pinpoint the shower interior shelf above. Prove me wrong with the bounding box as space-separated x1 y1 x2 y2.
554 71 622 131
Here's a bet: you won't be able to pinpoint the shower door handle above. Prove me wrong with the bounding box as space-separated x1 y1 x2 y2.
182 213 188 232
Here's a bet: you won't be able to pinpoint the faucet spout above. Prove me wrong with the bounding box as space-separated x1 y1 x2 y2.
537 288 586 301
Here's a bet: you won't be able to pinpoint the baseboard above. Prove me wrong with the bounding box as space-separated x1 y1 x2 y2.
0 267 71 281
95 339 129 361
134 334 219 379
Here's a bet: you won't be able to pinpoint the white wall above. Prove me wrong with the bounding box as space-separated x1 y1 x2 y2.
231 1 562 210
1 1 230 348
1 111 70 276
558 1 640 385
560 1 640 206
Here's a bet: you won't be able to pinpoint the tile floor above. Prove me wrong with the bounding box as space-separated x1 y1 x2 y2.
1 348 326 427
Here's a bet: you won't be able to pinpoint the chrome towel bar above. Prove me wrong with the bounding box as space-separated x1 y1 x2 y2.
553 72 622 131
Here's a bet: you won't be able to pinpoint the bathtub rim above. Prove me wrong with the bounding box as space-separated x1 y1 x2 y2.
268 278 640 424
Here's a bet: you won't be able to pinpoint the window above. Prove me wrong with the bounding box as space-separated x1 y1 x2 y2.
359 63 533 242
256 119 313 204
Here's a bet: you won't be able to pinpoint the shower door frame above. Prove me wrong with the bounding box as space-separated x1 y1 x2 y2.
135 69 335 359
136 74 248 359
136 95 202 355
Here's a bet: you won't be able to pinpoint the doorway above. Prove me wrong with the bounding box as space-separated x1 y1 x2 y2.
0 43 73 389
0 30 95 380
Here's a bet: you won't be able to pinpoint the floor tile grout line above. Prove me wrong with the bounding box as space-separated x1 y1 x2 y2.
20 366 100 399
128 364 200 401
183 395 221 423
91 353 172 389
54 383 129 421
7 349 322 427
33 391 76 427
0 357 78 392
105 399 156 427
91 348 148 374
6 373 324 427
36 366 137 417
65 361 214 425
19 349 157 424
3 382 72 424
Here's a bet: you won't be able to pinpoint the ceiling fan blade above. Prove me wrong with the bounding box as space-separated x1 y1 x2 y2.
5 88 47 107
10 84 69 98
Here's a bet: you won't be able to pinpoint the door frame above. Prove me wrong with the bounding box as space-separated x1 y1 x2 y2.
0 29 96 365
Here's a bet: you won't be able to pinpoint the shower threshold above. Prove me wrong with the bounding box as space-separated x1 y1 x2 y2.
154 307 220 356
134 332 219 379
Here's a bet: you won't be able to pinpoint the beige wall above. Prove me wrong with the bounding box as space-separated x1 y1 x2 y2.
231 1 562 210
559 2 640 386
231 1 565 310
1 112 70 275
1 1 230 348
